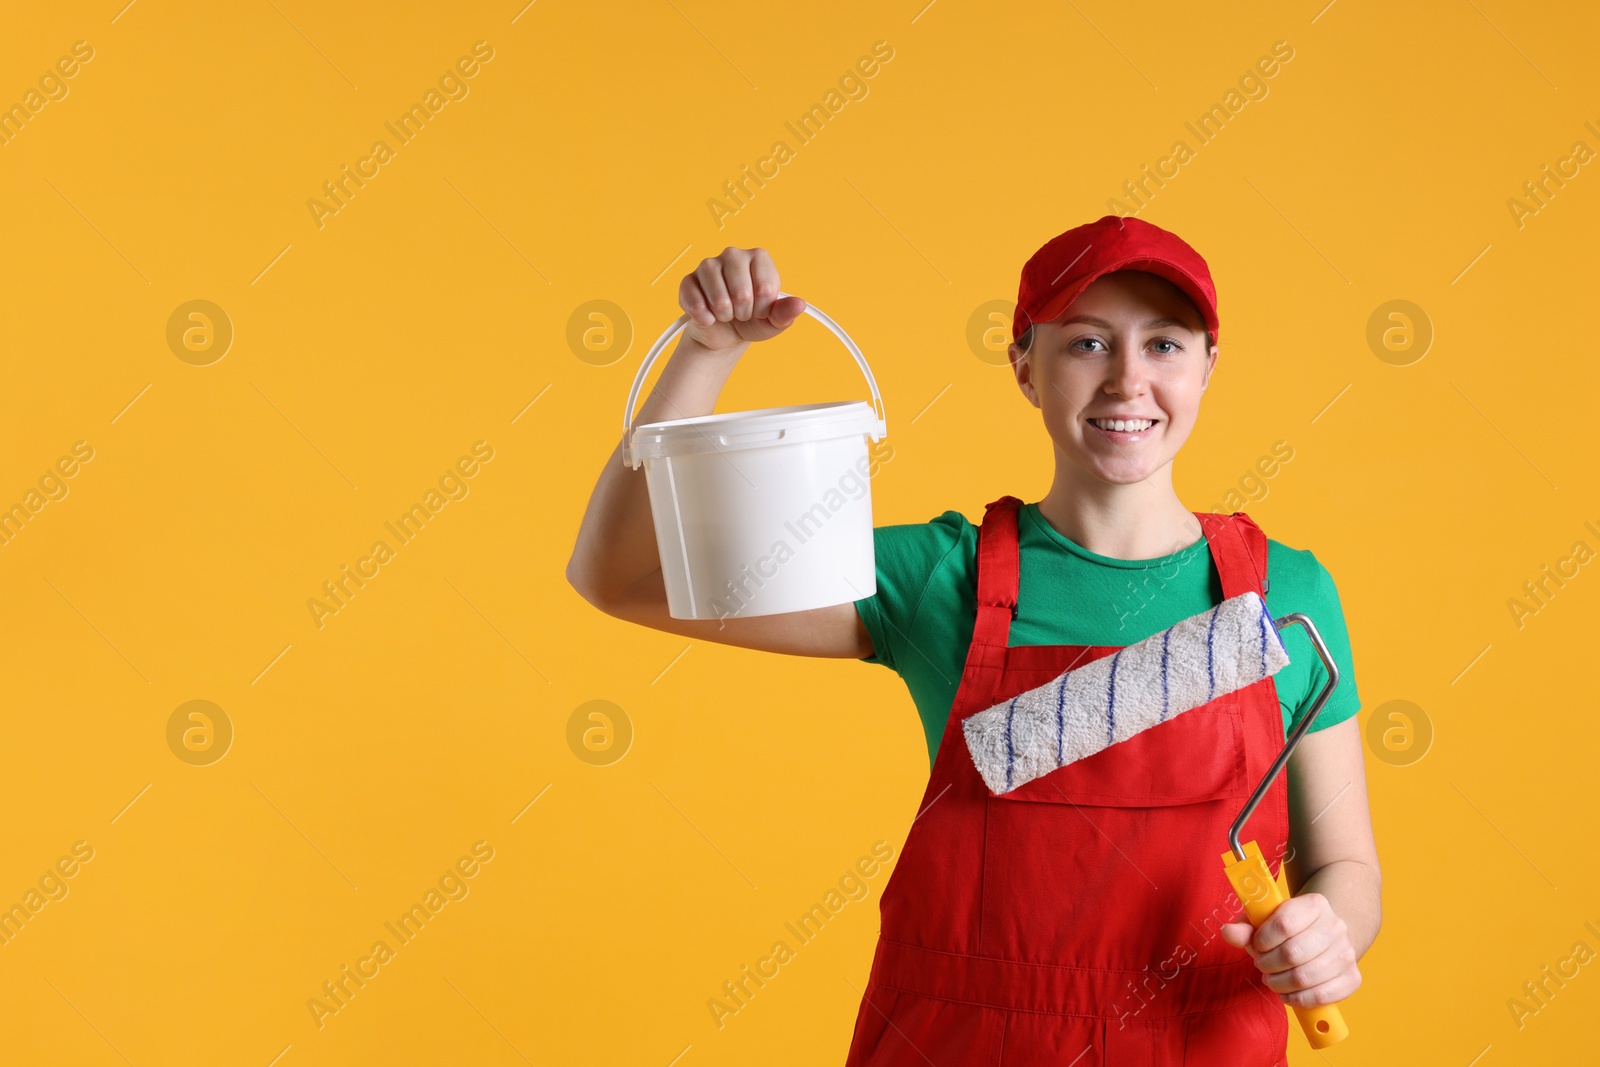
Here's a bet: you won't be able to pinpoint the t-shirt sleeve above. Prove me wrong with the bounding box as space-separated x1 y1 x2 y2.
1290 552 1362 735
853 510 969 672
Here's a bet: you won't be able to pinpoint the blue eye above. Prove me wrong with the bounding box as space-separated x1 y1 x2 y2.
1069 336 1185 356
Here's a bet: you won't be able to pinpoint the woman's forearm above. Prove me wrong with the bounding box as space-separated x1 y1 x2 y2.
565 335 746 605
1296 858 1382 958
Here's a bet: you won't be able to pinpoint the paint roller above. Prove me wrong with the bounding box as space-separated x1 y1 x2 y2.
961 590 1351 1049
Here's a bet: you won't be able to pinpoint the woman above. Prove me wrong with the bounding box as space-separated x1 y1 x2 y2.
566 217 1382 1065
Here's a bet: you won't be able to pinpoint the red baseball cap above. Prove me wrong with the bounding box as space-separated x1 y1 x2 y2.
1012 214 1219 346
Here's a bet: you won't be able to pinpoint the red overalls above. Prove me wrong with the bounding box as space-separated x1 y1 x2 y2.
845 496 1292 1067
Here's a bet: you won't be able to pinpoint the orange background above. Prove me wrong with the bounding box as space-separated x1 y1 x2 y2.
1 1 1596 1064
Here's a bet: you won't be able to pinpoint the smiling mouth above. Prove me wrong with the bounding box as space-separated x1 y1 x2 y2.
1086 417 1160 439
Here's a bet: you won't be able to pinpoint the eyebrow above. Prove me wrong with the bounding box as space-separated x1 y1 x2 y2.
1060 315 1196 330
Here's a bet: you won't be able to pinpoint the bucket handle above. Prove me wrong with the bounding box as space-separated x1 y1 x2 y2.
621 292 887 468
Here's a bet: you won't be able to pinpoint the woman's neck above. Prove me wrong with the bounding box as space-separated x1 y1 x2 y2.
1034 468 1203 562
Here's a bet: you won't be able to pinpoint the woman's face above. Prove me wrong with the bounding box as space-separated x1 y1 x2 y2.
1009 270 1218 486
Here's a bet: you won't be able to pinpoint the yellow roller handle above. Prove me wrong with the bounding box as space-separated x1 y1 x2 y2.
1220 840 1349 1049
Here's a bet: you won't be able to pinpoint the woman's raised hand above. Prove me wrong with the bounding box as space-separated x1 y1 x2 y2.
678 246 808 352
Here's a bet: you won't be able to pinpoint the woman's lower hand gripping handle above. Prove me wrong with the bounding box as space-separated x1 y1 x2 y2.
1219 719 1382 1046
1219 890 1362 1010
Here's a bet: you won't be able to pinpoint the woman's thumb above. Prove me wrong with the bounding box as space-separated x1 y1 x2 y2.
1219 922 1256 953
768 294 807 328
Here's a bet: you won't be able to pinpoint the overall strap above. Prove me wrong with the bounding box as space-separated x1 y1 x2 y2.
1197 511 1270 600
972 495 1024 649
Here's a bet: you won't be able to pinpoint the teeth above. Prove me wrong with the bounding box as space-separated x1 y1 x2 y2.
1091 418 1155 432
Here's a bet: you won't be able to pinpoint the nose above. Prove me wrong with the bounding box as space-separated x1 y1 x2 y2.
1105 341 1149 398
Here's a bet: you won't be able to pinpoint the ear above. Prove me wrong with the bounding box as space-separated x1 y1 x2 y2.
1200 339 1219 392
1010 342 1041 407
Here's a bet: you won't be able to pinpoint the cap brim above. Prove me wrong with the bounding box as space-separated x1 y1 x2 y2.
1029 256 1218 337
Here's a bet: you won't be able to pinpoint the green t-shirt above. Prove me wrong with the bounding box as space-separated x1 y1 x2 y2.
853 502 1362 769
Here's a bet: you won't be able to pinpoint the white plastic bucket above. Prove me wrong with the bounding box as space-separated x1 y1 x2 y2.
621 295 889 621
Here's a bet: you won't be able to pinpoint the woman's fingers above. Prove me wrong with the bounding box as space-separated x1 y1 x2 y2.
679 270 716 327
1252 919 1338 975
1224 895 1359 1005
1276 954 1362 1007
719 247 755 321
696 256 735 322
1260 936 1342 992
679 246 800 349
1243 893 1322 955
749 248 779 320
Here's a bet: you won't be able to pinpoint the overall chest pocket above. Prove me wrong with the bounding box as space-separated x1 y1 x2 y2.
988 699 1250 807
975 699 1255 961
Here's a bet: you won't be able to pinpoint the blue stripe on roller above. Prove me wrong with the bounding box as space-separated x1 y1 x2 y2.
1107 649 1122 747
1257 595 1268 679
1206 605 1218 701
1160 628 1171 723
1256 592 1276 680
1055 673 1067 766
1005 697 1017 792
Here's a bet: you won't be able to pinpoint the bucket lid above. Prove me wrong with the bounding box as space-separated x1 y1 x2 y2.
627 400 885 464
